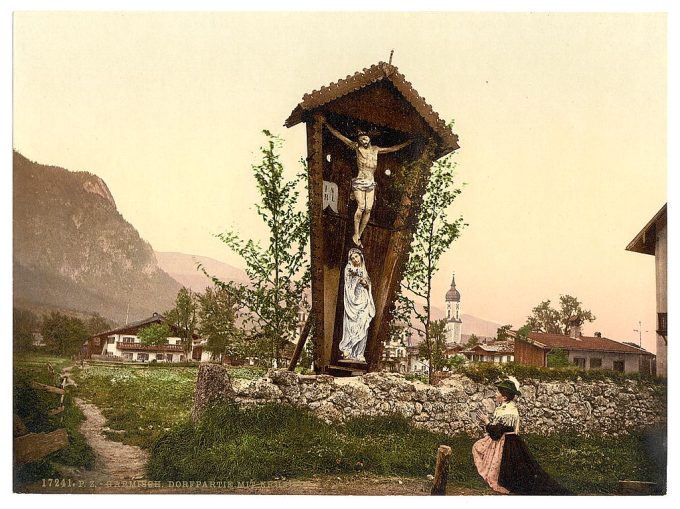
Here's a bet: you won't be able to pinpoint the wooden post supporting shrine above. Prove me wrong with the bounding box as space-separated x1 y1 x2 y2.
288 313 313 371
286 61 459 375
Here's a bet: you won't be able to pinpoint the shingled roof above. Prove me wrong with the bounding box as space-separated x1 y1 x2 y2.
515 331 654 356
90 313 199 341
626 203 666 255
285 61 459 155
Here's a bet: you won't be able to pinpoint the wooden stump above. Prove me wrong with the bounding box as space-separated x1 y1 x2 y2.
14 429 69 465
430 445 452 495
617 480 661 495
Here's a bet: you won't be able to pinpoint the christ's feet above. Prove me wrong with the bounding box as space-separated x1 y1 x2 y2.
352 234 363 247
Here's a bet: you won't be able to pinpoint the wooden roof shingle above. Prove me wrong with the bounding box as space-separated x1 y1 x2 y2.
285 61 459 156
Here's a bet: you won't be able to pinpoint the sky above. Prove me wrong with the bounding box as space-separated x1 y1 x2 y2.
11 10 667 353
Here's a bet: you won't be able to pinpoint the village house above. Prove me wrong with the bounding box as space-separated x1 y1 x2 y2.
83 313 196 363
381 327 409 374
625 203 667 377
511 321 655 374
462 341 515 364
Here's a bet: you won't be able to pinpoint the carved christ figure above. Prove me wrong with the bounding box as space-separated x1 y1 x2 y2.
322 118 412 247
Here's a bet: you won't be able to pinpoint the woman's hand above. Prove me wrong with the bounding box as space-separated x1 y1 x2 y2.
476 410 489 425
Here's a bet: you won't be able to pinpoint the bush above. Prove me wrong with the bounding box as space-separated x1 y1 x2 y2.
455 361 665 386
13 362 95 490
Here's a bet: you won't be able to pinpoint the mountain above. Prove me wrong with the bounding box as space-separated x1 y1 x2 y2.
13 151 181 324
428 304 503 338
460 314 503 338
154 251 249 291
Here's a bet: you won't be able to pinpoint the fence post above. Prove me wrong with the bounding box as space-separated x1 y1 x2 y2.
431 445 452 495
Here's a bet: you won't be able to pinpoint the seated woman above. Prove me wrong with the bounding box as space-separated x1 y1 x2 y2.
472 377 570 495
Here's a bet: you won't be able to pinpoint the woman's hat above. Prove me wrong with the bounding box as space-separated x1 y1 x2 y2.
495 377 521 396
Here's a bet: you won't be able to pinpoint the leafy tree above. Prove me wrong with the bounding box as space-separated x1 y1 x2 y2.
165 287 198 358
397 148 465 384
418 319 448 373
463 333 480 349
14 308 39 351
40 311 88 356
527 295 595 335
85 313 112 336
138 323 171 346
198 286 240 361
203 131 310 368
547 348 571 368
496 324 513 341
445 354 467 370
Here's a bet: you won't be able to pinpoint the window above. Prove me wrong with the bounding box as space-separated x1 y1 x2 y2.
122 353 133 360
156 353 164 362
107 336 115 344
613 360 625 372
657 312 667 335
573 357 586 369
590 358 602 369
137 353 149 362
123 336 135 343
166 354 173 362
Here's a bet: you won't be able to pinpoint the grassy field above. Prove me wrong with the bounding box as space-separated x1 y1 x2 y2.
72 362 265 448
13 353 96 488
147 402 666 494
67 362 666 494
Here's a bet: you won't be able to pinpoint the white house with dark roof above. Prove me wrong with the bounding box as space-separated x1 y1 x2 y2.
84 313 196 363
462 341 515 364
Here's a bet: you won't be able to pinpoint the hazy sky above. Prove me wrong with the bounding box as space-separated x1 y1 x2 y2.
13 11 666 352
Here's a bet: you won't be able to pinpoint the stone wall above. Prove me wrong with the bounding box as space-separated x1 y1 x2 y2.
192 365 666 436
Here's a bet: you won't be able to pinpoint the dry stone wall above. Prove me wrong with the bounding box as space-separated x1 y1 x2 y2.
192 365 666 436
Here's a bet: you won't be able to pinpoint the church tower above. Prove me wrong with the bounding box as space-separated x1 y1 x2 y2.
445 274 462 344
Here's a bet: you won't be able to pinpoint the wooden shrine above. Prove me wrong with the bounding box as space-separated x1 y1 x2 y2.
285 61 459 374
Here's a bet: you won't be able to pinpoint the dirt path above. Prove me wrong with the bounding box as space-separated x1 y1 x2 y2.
74 398 149 482
24 379 490 495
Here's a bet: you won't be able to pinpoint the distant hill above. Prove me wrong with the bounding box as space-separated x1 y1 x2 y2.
13 151 181 324
155 251 249 291
428 304 503 338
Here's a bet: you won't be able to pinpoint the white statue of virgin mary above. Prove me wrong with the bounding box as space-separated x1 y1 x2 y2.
339 248 375 362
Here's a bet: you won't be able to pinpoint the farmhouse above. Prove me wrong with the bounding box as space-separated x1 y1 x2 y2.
83 313 195 363
462 341 514 364
511 326 655 374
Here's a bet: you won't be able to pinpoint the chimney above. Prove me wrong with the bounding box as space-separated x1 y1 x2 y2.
568 316 583 339
594 332 602 338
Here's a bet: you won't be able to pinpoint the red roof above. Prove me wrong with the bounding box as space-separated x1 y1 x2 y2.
285 61 459 156
519 331 654 356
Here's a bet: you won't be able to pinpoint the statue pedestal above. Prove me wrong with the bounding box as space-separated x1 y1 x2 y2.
328 359 367 377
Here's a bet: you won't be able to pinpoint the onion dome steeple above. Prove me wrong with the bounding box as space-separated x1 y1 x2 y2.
445 273 461 302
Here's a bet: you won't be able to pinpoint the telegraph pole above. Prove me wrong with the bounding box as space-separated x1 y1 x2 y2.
633 320 648 348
